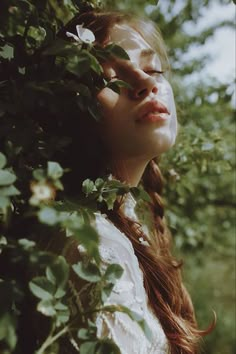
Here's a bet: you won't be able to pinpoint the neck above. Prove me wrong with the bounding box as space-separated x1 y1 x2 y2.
110 157 149 187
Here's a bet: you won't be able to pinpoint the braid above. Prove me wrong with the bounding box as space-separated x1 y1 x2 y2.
107 159 214 354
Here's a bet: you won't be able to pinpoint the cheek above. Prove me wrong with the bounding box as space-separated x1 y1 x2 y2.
97 88 119 115
167 88 178 144
157 79 173 104
159 80 177 125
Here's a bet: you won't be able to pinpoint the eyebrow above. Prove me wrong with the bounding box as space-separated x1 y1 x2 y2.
140 49 156 58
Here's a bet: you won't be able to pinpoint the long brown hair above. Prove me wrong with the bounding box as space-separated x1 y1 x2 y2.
58 10 214 354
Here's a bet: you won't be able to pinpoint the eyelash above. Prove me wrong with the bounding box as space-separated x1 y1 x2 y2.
145 70 164 76
106 70 164 81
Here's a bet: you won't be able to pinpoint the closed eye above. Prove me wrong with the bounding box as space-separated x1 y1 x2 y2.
145 70 164 76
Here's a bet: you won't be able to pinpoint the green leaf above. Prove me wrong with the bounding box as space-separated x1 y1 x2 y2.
103 191 117 210
0 235 7 248
107 79 132 94
33 168 46 181
27 26 46 45
0 185 20 196
0 313 17 350
87 52 102 74
77 84 91 98
105 179 129 191
47 161 64 180
54 302 68 311
0 170 16 186
105 44 130 60
0 152 6 169
54 302 70 325
80 341 97 354
78 328 90 340
66 52 91 77
101 283 114 302
29 277 56 300
67 50 102 76
54 288 66 299
37 299 56 317
0 44 14 60
43 39 78 56
0 196 9 209
87 103 102 122
101 305 152 341
87 319 97 330
53 179 64 191
46 256 69 289
72 261 101 283
55 308 70 326
63 212 84 230
18 238 36 250
82 179 96 196
97 339 121 354
72 225 100 263
38 207 58 226
104 264 124 284
95 178 104 189
137 319 153 342
131 187 151 202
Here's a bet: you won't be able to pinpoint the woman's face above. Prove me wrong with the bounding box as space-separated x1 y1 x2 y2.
97 23 177 161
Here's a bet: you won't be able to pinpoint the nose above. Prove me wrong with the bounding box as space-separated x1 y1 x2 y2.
129 71 158 100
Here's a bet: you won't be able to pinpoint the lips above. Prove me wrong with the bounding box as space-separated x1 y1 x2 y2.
136 100 170 123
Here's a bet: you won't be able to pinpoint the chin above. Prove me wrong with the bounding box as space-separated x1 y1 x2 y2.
149 128 177 157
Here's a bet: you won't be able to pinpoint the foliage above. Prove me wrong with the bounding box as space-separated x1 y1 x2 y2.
0 1 152 353
0 0 235 353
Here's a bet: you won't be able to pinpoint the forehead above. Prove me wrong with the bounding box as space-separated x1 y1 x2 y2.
108 24 161 65
109 24 151 51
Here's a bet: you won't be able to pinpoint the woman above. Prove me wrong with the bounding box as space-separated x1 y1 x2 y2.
55 9 212 354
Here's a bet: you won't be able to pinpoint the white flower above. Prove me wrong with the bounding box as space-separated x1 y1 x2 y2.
66 24 95 44
30 181 56 205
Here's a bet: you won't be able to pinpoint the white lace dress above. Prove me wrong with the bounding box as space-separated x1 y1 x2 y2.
93 195 169 354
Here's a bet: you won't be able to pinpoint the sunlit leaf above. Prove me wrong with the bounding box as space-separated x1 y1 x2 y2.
0 313 17 350
46 256 69 289
0 185 20 196
38 207 58 226
82 179 96 196
0 196 9 209
47 161 64 180
105 44 130 60
0 152 6 169
80 341 97 354
0 44 14 60
37 299 56 316
72 261 101 283
29 277 56 300
78 328 90 340
104 264 124 283
0 170 16 186
18 238 36 250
